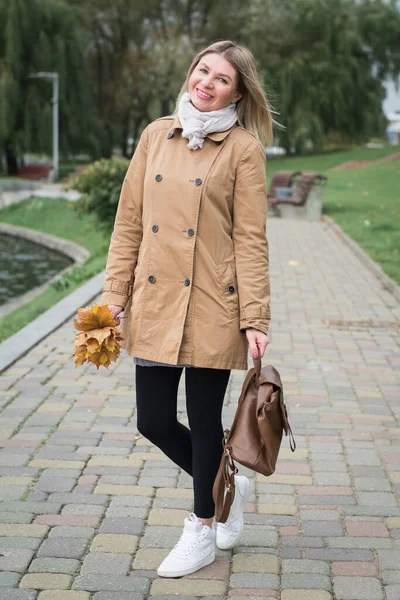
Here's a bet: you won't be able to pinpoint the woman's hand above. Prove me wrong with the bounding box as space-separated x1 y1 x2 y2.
108 304 124 325
246 328 270 359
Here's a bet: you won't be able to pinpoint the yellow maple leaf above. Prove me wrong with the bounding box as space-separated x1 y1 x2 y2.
73 304 117 331
73 304 123 369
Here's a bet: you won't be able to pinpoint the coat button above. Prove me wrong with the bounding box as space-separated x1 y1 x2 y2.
155 174 163 182
228 285 235 293
167 132 174 139
152 225 159 233
187 229 194 237
148 275 156 284
184 279 190 286
194 178 202 186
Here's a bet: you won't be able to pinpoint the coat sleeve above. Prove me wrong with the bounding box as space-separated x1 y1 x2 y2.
232 140 271 335
101 126 149 307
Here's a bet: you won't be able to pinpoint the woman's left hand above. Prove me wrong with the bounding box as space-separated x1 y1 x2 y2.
246 328 270 359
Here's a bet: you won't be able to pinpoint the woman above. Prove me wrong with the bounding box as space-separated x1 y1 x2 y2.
102 40 272 577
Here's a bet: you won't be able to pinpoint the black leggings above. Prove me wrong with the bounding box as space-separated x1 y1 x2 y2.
135 366 230 518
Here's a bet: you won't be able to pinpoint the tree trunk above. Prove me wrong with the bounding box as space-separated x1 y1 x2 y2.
120 112 130 158
5 142 19 176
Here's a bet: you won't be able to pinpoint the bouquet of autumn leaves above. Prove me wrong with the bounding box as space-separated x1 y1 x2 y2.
73 304 123 369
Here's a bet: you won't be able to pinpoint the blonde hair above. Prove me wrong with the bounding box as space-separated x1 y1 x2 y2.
175 40 274 146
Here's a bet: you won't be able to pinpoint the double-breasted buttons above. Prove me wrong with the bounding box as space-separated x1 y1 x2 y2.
194 178 202 186
184 279 191 287
148 275 156 284
187 229 195 237
167 132 174 139
228 285 235 294
155 174 163 182
152 225 159 233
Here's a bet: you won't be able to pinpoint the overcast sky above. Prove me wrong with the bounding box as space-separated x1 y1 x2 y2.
383 78 400 117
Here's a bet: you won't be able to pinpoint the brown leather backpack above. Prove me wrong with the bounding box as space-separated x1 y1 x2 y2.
213 357 296 523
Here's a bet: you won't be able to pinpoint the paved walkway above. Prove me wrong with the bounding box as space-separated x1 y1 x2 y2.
0 217 399 600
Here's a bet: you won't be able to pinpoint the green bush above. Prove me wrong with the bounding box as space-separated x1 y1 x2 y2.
66 156 130 232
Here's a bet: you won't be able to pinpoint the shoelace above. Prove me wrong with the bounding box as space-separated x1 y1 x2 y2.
171 528 208 557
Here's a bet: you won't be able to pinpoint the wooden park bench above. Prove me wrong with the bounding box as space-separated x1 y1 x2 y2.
268 170 327 221
18 164 52 181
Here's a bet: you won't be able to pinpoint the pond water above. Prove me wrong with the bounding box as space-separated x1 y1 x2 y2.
0 233 73 306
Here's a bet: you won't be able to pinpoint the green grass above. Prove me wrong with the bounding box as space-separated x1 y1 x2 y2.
266 144 399 180
268 144 400 285
0 196 109 342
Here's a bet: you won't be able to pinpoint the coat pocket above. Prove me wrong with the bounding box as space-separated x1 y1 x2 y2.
216 260 240 318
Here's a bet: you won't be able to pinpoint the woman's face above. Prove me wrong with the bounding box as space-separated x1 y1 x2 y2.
188 52 242 112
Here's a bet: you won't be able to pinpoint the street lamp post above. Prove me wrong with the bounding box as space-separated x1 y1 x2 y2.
28 72 59 181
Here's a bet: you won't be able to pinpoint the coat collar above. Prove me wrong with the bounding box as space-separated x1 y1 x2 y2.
169 113 237 143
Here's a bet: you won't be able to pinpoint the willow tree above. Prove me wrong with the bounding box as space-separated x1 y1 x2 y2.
246 0 400 154
0 0 96 175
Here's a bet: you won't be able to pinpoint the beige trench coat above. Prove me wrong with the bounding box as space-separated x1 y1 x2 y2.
102 114 270 370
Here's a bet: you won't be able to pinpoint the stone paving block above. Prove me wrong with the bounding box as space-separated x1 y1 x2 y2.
37 593 90 600
327 537 393 549
386 518 400 529
377 550 400 570
346 521 388 537
150 579 227 596
156 489 193 499
61 505 105 517
185 557 230 580
29 461 85 470
353 478 391 492
0 591 37 599
49 494 109 506
281 574 331 590
239 527 278 548
28 558 80 575
94 485 152 497
72 575 149 593
229 574 279 589
37 539 89 559
147 509 188 527
300 510 340 521
33 516 99 528
132 549 169 570
232 554 278 573
382 571 400 584
0 526 48 538
139 526 182 549
302 522 344 536
98 518 144 535
0 513 34 525
34 479 76 494
48 527 94 539
333 576 383 600
19 574 72 590
91 534 138 554
92 594 143 600
357 492 397 506
385 585 400 600
258 504 297 516
81 553 131 575
282 559 329 575
0 503 62 515
281 593 332 600
0 539 41 551
0 572 22 586
0 549 34 572
331 562 378 577
305 549 373 561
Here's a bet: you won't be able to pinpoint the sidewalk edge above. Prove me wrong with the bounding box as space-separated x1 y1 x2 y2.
322 215 400 303
0 270 105 374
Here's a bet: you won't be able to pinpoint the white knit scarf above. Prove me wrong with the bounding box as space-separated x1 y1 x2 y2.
178 91 238 150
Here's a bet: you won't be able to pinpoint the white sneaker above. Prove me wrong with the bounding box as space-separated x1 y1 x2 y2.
216 475 250 550
157 513 216 578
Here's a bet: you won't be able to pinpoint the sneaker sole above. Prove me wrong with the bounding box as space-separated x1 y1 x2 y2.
157 551 215 578
216 477 251 550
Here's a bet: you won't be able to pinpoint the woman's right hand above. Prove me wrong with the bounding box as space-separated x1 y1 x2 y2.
108 304 124 324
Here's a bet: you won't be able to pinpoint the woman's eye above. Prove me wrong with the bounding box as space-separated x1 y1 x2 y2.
219 78 228 84
199 68 207 73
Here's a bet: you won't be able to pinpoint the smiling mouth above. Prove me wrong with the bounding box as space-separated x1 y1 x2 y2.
196 88 213 99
